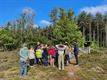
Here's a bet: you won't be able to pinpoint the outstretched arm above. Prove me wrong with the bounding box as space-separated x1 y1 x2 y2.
55 45 59 49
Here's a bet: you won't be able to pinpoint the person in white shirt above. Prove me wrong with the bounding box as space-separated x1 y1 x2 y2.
56 44 66 70
29 46 35 67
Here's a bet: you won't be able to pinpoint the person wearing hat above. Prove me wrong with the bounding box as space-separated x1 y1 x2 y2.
20 43 29 77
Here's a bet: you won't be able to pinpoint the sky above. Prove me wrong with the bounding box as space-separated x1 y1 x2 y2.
0 0 107 27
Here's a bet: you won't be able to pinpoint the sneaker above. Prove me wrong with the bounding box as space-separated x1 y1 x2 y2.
59 68 61 70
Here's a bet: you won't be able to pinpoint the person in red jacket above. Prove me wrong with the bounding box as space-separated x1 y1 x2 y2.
48 46 56 67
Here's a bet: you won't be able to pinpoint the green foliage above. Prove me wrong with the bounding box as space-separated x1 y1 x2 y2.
4 43 16 51
91 41 98 48
0 8 87 50
0 29 18 50
52 8 84 46
0 29 14 44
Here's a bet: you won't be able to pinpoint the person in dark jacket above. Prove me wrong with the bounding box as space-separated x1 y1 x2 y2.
42 44 48 66
74 42 79 65
34 42 40 52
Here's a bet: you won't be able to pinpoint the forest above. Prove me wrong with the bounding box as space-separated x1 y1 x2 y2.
0 7 107 51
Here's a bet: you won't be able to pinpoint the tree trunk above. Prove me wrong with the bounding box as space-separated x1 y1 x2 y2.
102 32 105 47
100 31 103 47
83 26 85 40
89 23 91 41
93 29 95 41
97 25 99 47
105 25 107 47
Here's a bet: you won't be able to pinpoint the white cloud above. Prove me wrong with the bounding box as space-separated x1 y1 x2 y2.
80 5 107 15
33 24 38 28
40 20 51 26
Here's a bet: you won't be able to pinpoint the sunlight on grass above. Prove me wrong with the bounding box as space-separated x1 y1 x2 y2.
0 50 107 80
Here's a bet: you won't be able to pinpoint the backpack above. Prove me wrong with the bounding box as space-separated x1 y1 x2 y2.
52 53 55 58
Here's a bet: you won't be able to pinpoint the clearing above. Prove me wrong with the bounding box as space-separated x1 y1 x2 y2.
0 50 107 80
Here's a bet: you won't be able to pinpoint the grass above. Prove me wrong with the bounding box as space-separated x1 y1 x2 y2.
0 49 107 80
76 50 107 80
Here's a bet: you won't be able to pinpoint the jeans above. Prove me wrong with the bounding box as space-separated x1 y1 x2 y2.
36 58 42 64
20 60 28 77
34 58 37 64
58 55 64 70
74 54 78 65
44 57 48 66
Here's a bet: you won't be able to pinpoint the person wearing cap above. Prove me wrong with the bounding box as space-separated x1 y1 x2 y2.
20 43 29 77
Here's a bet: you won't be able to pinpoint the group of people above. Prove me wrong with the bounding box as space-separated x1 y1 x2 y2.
20 42 79 77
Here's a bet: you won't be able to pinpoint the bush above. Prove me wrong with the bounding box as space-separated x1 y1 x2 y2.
27 42 36 49
4 43 16 51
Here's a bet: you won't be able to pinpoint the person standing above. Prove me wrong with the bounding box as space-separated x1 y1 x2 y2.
36 46 42 65
48 46 56 67
74 42 79 65
65 45 69 66
20 43 29 77
68 46 72 64
42 44 48 66
34 42 40 52
29 46 35 67
34 42 40 64
56 44 66 70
